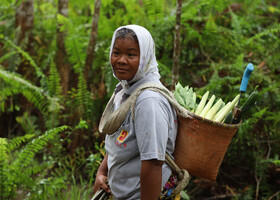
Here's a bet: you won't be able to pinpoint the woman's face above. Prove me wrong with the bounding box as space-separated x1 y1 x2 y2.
111 38 140 81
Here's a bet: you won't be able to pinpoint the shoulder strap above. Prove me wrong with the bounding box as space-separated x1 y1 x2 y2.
129 83 189 122
98 82 189 135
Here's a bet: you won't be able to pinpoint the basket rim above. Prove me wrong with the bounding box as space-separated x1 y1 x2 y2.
178 110 241 129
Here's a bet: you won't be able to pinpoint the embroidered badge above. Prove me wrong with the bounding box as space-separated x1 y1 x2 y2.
117 130 128 143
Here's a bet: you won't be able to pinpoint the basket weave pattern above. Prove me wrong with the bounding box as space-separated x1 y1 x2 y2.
173 114 240 180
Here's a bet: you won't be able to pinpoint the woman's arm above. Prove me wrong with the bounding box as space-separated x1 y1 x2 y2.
140 159 164 200
93 153 110 193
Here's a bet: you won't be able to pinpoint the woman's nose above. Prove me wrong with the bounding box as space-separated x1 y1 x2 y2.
117 54 127 64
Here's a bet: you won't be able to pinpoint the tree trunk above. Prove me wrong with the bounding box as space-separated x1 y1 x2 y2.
15 0 34 76
15 0 34 46
56 0 70 95
171 0 182 89
84 0 101 86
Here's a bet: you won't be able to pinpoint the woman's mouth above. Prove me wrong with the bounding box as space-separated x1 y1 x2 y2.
116 68 128 73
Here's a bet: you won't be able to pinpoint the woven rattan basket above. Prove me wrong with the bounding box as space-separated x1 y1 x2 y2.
173 112 241 180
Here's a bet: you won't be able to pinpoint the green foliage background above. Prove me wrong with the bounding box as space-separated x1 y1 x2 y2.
0 0 279 199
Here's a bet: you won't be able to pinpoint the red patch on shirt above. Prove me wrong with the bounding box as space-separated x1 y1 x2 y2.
117 130 128 143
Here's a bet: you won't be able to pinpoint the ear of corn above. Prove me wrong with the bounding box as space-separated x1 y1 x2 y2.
199 94 215 118
205 98 223 120
215 94 240 123
194 91 209 115
213 101 230 121
173 81 256 125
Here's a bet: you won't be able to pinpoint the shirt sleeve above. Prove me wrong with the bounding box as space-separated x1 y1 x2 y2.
134 90 170 161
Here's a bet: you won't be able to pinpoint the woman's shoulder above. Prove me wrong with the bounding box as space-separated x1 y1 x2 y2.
135 89 176 119
138 89 162 100
136 89 169 106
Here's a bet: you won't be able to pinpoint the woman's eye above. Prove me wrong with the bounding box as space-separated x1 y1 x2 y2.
128 53 135 57
112 51 119 55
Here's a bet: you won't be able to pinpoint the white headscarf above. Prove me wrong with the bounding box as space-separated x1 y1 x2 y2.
109 24 160 89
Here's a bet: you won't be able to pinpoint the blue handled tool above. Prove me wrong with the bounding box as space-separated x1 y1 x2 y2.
236 63 254 107
232 63 254 124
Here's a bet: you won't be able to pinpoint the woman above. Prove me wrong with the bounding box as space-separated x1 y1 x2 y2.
93 25 178 200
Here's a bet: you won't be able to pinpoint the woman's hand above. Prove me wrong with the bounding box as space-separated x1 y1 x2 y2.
93 172 110 193
140 159 164 200
93 154 111 194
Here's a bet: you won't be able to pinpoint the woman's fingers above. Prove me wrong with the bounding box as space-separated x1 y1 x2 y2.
93 175 110 194
101 180 111 193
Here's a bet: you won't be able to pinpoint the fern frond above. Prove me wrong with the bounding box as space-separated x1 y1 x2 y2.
57 14 86 74
5 38 47 88
143 0 165 19
230 11 242 36
57 14 74 33
44 100 61 129
0 68 62 114
0 71 48 113
44 60 62 128
0 125 72 199
0 137 8 165
45 59 63 128
13 125 70 168
7 134 35 152
0 51 17 63
25 161 51 176
245 25 280 45
74 119 88 130
104 62 118 96
0 68 43 93
0 86 20 113
0 138 11 200
48 59 62 97
68 39 85 73
76 72 93 120
16 112 41 137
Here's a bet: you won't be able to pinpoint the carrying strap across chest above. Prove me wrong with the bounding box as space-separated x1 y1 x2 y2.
98 82 189 135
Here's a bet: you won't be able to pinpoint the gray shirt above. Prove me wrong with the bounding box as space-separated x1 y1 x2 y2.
105 73 178 200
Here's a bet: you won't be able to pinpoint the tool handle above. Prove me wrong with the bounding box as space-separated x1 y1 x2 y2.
240 63 254 93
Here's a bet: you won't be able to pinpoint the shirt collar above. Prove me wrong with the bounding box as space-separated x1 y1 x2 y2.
118 72 161 97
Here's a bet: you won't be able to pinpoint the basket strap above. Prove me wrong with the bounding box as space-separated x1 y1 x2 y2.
98 82 189 135
165 154 181 176
165 154 191 195
129 83 189 122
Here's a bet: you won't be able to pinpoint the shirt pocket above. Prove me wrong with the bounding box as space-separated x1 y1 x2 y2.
115 123 138 154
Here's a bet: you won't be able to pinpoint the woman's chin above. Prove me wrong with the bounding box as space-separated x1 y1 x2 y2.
116 74 134 81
